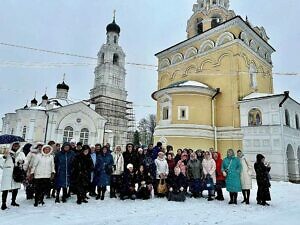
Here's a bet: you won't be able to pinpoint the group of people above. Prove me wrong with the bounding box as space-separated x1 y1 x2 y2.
0 140 272 210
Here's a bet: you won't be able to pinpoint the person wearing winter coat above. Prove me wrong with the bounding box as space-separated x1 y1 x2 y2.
176 152 188 176
123 143 138 171
237 150 252 204
154 151 169 196
142 151 156 179
120 164 137 200
94 146 114 200
23 145 41 200
110 145 124 198
71 145 94 204
54 142 76 203
152 142 162 160
166 152 176 176
174 149 182 164
30 145 55 207
167 167 187 202
254 154 271 206
89 145 97 197
187 153 203 198
136 165 153 200
222 149 242 204
1 142 26 210
202 151 216 201
213 152 225 201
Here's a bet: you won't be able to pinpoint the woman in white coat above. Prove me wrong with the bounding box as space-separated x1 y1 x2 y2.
30 145 55 207
202 151 216 201
237 150 252 204
110 145 124 198
1 142 26 210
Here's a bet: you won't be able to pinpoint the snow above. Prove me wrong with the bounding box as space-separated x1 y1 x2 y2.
243 93 278 100
178 81 209 88
0 168 300 225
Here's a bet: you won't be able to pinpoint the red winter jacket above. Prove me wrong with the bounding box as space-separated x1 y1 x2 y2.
214 152 225 181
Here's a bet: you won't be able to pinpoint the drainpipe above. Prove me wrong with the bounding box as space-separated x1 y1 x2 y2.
44 111 49 143
212 88 221 151
279 91 289 181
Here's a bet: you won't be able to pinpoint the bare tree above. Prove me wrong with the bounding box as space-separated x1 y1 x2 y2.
138 114 156 145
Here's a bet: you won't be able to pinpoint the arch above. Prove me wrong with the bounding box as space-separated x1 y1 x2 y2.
211 14 223 28
183 65 197 77
287 144 297 182
249 40 258 52
239 32 250 45
184 47 198 59
113 53 119 65
248 108 262 126
160 58 171 69
285 109 291 127
216 32 235 46
171 53 184 65
170 70 181 81
199 40 215 53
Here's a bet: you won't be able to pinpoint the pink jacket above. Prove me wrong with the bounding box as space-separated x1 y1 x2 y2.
202 156 216 184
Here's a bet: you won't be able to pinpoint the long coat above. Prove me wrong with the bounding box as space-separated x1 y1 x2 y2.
222 156 241 192
214 152 225 182
239 156 252 190
254 162 271 202
202 157 216 184
123 150 138 171
54 150 76 188
111 152 124 176
1 148 26 191
31 146 55 179
94 153 114 187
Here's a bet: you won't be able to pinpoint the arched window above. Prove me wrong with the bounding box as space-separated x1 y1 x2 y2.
248 108 262 126
296 114 299 130
114 36 117 44
196 18 203 34
211 15 222 28
63 126 74 143
113 54 119 65
285 110 290 127
80 128 89 145
101 53 104 64
22 126 27 139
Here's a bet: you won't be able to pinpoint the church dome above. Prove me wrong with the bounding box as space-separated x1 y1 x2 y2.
106 19 120 34
31 98 38 105
42 94 48 100
56 81 69 91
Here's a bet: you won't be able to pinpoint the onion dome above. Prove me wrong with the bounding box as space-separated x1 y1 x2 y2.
106 19 120 34
56 81 69 91
42 94 48 100
31 98 38 105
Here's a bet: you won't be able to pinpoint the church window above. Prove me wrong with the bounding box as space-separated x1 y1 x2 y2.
213 0 217 4
80 128 89 145
178 106 189 120
295 114 299 130
162 107 169 120
285 110 290 127
248 108 262 126
113 54 119 65
197 22 203 34
249 63 257 88
101 53 105 64
11 128 14 135
211 15 222 28
22 126 27 139
63 126 74 143
114 36 117 44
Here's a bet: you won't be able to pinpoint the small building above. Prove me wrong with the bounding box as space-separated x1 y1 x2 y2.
240 92 300 182
2 80 106 145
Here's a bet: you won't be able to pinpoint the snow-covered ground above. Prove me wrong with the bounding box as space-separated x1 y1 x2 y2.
0 167 299 225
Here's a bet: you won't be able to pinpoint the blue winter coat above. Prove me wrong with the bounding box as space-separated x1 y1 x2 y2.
222 156 241 192
54 150 76 188
94 153 114 187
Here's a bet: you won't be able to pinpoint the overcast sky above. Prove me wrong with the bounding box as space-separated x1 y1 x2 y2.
0 0 299 130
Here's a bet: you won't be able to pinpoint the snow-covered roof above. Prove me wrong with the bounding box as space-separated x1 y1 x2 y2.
168 80 209 88
47 98 74 107
243 93 279 100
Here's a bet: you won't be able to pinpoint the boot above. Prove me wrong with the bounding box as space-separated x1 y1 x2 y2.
62 188 67 203
228 192 234 204
2 191 8 210
110 187 116 198
233 193 238 204
76 194 82 205
216 189 224 201
51 189 56 198
246 190 250 204
11 189 19 207
101 187 106 200
241 190 246 203
96 187 101 200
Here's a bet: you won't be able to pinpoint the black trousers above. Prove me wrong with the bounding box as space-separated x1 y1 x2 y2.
2 189 18 204
34 178 51 203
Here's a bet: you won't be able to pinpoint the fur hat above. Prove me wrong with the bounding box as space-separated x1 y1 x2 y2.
127 163 134 169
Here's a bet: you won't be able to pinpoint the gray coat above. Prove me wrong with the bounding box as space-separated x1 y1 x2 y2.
187 159 203 180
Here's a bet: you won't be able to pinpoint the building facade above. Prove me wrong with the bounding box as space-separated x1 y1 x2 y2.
152 0 275 154
2 81 106 145
240 92 300 182
90 17 134 148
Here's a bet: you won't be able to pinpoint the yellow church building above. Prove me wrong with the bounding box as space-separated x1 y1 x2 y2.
152 0 275 154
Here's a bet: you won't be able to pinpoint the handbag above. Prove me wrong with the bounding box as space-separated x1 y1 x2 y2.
223 159 232 177
157 178 167 194
12 156 26 183
204 175 214 191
